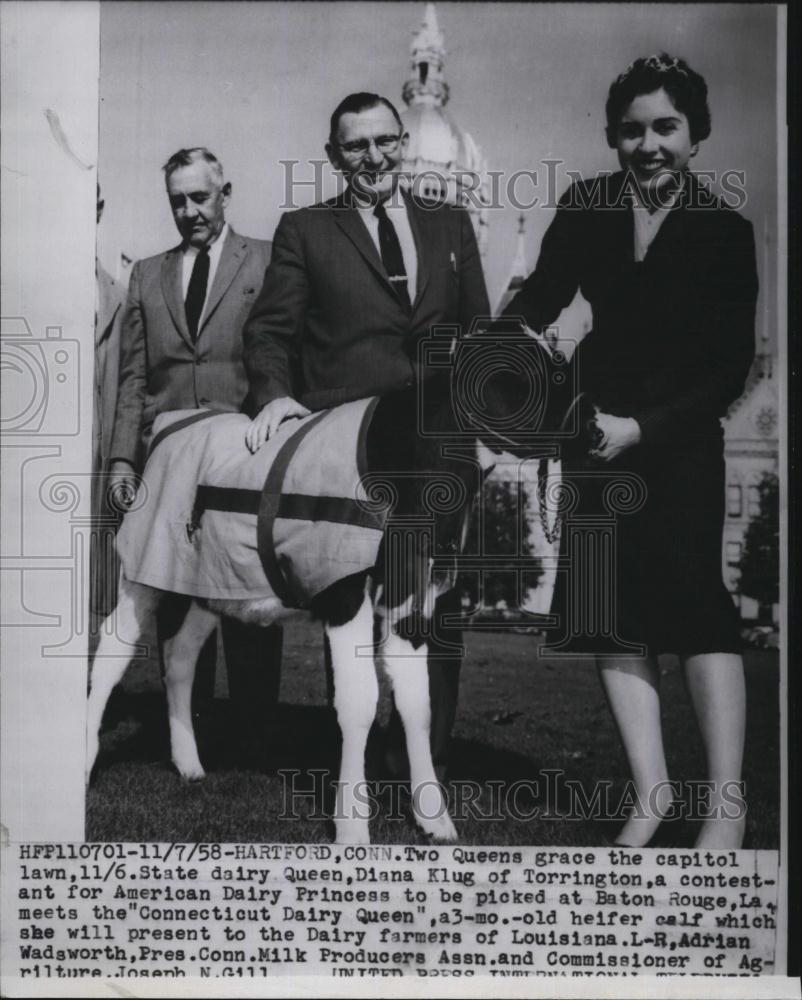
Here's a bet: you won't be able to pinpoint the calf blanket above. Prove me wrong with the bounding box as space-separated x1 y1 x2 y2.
116 398 386 607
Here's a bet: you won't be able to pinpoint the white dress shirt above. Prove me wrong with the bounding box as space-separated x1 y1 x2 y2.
355 196 418 304
632 181 683 262
181 221 229 323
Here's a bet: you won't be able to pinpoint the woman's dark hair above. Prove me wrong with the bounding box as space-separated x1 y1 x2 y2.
605 53 711 146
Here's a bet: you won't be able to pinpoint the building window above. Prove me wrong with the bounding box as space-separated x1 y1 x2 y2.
726 541 742 567
747 485 762 517
727 484 743 518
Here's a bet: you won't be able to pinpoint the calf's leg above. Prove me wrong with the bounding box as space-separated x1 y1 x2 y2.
379 629 457 842
163 600 219 780
85 576 160 783
326 592 378 844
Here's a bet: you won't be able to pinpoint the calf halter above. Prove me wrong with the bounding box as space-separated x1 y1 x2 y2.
465 393 601 546
465 410 563 545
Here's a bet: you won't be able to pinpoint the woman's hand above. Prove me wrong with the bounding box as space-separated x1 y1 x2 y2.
589 410 642 462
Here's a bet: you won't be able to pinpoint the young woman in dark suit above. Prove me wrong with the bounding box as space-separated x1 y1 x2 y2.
504 55 758 848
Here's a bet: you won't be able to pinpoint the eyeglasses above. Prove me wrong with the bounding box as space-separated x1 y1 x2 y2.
334 134 404 158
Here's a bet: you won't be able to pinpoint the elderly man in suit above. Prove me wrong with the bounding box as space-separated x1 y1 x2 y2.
243 93 490 783
109 148 281 755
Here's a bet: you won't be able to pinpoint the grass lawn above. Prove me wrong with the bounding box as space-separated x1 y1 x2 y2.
86 618 780 847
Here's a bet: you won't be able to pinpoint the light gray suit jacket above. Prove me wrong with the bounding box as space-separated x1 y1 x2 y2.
111 227 271 468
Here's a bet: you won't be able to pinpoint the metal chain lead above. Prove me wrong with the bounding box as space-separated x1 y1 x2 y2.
537 457 562 544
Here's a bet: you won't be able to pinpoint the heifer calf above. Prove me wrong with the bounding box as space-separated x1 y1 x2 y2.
86 337 578 844
86 382 482 844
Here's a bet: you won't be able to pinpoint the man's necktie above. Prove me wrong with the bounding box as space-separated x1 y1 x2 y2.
185 247 210 340
374 202 411 312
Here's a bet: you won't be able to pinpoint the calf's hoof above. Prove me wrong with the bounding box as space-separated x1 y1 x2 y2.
334 818 371 845
417 810 458 843
411 782 457 842
173 759 206 782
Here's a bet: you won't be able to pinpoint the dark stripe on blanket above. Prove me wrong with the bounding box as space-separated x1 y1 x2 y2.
148 409 226 457
194 485 261 516
191 487 384 531
257 411 330 607
277 494 384 530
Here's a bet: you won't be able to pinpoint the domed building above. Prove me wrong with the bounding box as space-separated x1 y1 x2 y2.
722 346 779 622
400 3 490 255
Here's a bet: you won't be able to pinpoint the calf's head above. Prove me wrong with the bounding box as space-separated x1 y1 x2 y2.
420 328 595 461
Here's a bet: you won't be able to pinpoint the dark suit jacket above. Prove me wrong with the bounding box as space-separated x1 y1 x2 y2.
91 264 126 619
111 227 272 468
503 171 758 448
243 190 490 411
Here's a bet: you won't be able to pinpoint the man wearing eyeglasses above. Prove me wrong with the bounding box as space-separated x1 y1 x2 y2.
243 91 489 442
242 91 490 784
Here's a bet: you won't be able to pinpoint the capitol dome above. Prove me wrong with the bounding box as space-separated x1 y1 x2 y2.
404 103 465 167
400 4 490 251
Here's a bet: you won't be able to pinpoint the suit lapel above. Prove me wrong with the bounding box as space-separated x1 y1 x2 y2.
160 248 193 348
329 191 435 314
602 172 638 265
605 169 698 266
615 203 636 265
403 192 431 312
95 267 121 345
330 197 396 297
198 228 247 335
637 172 696 265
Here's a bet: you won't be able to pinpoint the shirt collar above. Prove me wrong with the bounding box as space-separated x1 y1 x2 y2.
629 175 685 216
183 221 229 257
349 176 409 214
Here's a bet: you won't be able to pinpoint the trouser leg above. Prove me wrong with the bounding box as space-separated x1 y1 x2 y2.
221 619 283 739
323 632 334 706
426 589 463 786
88 492 121 652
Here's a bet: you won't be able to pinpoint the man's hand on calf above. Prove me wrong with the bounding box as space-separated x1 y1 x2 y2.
245 396 311 453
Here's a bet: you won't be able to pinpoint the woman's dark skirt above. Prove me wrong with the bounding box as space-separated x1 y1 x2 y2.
546 430 742 658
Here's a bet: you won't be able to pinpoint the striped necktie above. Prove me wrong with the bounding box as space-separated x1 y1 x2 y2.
374 202 411 312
